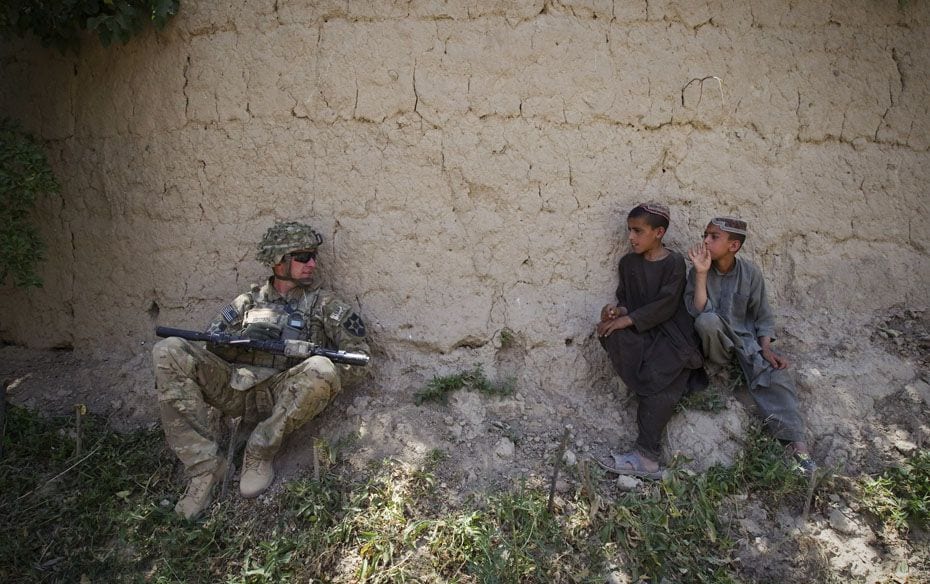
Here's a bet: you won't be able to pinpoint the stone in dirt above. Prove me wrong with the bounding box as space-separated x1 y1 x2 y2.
494 437 515 459
615 475 642 491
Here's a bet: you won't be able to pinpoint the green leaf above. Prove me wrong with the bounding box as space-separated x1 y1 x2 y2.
0 118 58 288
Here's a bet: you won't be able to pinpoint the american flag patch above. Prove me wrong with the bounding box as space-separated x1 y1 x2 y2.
221 304 238 323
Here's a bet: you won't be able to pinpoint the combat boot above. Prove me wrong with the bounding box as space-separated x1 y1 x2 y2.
175 458 228 520
240 448 275 498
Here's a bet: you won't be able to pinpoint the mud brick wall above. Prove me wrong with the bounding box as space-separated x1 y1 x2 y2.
1 0 928 394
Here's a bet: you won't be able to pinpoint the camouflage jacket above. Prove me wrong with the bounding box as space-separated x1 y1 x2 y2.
206 278 370 383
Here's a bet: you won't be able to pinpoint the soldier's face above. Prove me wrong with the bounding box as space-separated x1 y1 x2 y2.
274 250 317 284
288 250 317 280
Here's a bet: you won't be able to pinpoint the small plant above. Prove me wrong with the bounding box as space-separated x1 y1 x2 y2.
705 424 809 505
424 447 448 468
499 327 517 349
600 470 737 583
677 388 727 413
860 449 930 531
414 366 514 405
0 118 59 288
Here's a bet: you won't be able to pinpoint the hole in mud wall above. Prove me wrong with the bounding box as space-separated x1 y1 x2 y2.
147 301 160 320
564 338 573 346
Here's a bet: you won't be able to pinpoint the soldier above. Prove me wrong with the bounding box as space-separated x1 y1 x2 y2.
153 222 371 519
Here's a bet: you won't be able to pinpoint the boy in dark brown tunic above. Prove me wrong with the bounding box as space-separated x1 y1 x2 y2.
597 203 705 477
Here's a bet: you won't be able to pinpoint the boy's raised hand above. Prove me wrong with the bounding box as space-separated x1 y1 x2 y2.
688 242 711 273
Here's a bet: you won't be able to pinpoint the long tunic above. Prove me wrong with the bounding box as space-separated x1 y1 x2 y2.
602 251 703 396
684 257 776 387
683 256 805 441
685 258 775 350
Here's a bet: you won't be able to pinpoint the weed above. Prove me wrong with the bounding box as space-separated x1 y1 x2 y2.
424 447 448 467
600 471 738 583
593 425 810 582
705 424 809 506
860 449 930 531
3 404 922 583
0 405 180 582
677 388 727 413
499 328 516 349
414 366 514 405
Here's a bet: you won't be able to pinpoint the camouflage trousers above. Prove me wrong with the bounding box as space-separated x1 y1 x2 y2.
153 337 340 478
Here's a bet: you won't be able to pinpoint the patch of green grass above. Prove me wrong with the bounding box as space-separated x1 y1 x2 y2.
598 426 809 582
677 388 727 413
600 470 738 583
0 405 182 582
860 449 930 532
499 327 516 349
414 366 514 405
6 404 923 583
704 424 810 506
472 486 604 582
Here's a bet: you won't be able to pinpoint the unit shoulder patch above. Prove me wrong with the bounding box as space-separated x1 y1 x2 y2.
343 313 367 337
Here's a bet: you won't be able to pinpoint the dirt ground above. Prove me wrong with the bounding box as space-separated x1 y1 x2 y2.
2 307 929 582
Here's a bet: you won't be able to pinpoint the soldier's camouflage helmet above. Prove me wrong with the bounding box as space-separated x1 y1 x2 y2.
256 221 323 266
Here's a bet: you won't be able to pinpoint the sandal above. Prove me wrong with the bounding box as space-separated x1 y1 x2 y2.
595 451 665 480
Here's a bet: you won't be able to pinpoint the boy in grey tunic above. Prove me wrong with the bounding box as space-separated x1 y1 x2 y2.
685 217 815 472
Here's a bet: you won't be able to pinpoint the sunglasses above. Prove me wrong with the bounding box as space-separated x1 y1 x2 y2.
289 251 317 263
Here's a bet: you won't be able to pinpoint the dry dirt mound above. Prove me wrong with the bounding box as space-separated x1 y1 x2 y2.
2 307 928 581
3 308 927 483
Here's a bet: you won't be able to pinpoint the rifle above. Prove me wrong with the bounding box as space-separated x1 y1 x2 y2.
155 326 370 366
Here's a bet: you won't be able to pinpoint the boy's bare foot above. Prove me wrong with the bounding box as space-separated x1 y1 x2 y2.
786 441 810 456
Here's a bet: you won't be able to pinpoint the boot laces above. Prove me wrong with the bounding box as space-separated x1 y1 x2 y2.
184 472 215 499
243 452 266 473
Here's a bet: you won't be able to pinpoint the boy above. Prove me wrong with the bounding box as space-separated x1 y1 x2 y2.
686 216 816 473
597 202 706 478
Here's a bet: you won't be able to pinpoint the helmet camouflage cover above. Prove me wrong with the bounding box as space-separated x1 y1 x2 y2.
256 221 323 266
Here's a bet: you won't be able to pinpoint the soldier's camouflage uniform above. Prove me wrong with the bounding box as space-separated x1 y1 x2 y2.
153 278 370 479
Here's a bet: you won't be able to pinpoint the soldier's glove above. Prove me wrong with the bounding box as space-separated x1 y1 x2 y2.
241 323 282 341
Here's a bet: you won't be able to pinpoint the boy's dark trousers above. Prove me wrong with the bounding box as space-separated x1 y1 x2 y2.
633 369 691 460
601 333 696 461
